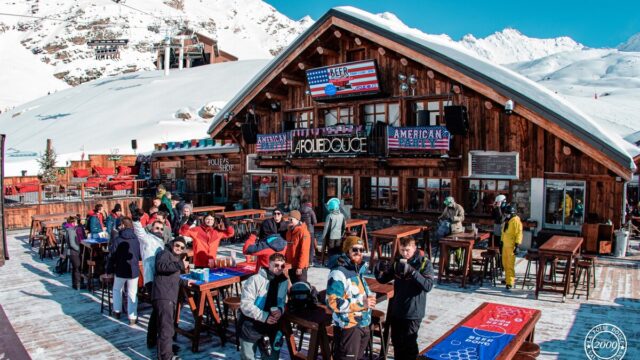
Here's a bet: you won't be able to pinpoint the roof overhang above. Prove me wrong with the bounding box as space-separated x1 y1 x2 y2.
151 144 239 158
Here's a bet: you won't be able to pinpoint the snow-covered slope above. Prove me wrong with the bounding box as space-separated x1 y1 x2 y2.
0 60 269 176
0 0 309 108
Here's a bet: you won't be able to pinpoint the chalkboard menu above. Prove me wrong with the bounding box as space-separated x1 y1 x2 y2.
469 151 519 179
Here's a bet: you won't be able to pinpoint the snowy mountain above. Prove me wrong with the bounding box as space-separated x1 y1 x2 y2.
618 33 640 52
0 0 310 109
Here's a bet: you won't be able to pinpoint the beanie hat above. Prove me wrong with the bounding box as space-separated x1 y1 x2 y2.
289 210 301 221
327 197 340 212
342 235 365 253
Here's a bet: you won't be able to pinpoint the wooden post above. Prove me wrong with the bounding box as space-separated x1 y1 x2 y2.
81 183 85 202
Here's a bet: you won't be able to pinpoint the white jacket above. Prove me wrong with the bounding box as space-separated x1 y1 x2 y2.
134 221 165 285
240 268 288 322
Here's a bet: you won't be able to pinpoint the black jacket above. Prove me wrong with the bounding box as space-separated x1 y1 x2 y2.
299 203 317 233
375 252 434 320
152 246 187 302
259 218 289 239
107 228 141 279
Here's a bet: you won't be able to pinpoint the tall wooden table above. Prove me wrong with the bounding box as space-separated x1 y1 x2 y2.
192 205 225 214
419 302 541 360
315 218 369 265
364 277 394 359
369 225 429 271
29 212 75 245
438 232 490 288
536 235 583 302
176 264 254 352
218 209 266 219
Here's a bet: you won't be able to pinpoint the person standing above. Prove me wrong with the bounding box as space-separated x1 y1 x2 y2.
242 233 287 273
63 216 84 289
326 236 375 360
179 213 234 268
239 253 289 360
374 237 435 359
299 198 318 265
501 204 523 290
107 217 141 325
152 237 193 360
146 211 173 244
105 203 123 238
492 195 507 272
438 196 465 235
321 197 346 258
259 210 289 240
285 210 311 283
88 204 106 237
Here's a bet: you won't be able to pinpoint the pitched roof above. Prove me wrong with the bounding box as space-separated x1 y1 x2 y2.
208 6 635 173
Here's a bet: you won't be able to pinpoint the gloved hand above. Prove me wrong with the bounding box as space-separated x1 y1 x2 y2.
221 216 230 229
395 260 416 276
375 260 391 276
129 201 139 217
186 214 196 226
513 245 519 255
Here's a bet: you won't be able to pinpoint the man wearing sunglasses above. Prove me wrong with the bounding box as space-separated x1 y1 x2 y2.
152 237 194 360
326 236 375 360
374 237 434 360
239 253 288 360
259 210 289 240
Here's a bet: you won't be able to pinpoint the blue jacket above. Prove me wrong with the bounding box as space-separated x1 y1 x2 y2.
88 214 103 235
107 228 141 279
105 214 121 236
326 254 372 329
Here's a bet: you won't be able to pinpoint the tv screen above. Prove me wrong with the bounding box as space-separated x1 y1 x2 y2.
306 60 381 101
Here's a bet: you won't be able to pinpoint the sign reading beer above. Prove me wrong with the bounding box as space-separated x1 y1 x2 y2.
306 60 381 101
292 135 367 157
387 126 450 151
256 133 290 153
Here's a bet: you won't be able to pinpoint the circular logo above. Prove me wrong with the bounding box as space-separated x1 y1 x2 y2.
324 84 337 96
584 323 627 360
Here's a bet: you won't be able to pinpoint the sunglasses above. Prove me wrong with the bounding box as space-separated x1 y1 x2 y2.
272 263 286 269
274 212 282 215
173 244 185 250
351 247 365 254
154 227 164 231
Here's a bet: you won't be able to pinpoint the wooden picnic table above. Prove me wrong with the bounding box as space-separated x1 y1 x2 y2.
217 209 266 219
438 232 491 288
368 225 429 271
176 263 255 352
536 235 583 302
192 205 225 213
29 212 75 245
419 302 541 359
315 219 369 265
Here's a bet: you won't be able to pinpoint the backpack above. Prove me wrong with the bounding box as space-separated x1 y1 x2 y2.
287 281 318 313
55 256 68 274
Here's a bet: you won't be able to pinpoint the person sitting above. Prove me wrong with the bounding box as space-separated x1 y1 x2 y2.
239 253 288 360
438 196 465 235
179 213 234 268
107 217 141 325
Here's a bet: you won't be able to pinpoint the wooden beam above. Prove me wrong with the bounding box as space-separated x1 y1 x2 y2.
281 76 305 87
316 46 337 57
265 92 287 101
377 47 386 56
297 62 309 70
333 30 342 38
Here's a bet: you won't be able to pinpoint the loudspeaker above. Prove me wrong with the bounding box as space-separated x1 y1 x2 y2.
241 123 258 144
416 110 429 127
283 119 296 131
444 106 469 135
131 139 137 150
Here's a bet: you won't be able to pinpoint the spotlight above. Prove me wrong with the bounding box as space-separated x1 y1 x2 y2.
409 74 417 85
504 99 514 115
400 82 409 92
270 102 281 112
305 89 311 96
398 73 407 81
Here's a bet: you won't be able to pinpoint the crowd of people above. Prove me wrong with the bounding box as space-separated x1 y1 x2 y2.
59 187 524 360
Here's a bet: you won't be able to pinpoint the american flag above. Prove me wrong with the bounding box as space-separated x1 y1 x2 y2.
387 126 450 151
306 60 380 98
256 133 290 152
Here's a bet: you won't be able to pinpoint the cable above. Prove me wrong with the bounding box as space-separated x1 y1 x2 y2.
0 12 79 24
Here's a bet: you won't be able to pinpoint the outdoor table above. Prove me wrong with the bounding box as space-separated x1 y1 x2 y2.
437 232 490 288
79 237 109 273
315 218 369 265
282 305 333 360
29 212 75 245
419 302 541 359
368 225 429 271
536 235 583 302
192 205 225 214
218 209 266 219
176 263 255 352
364 277 394 359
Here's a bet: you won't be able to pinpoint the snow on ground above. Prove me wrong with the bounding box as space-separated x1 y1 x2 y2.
0 59 269 176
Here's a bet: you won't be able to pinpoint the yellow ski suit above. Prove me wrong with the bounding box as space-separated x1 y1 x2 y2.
501 215 523 286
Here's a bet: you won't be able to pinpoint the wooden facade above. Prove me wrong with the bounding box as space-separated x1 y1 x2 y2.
154 9 633 233
156 31 238 70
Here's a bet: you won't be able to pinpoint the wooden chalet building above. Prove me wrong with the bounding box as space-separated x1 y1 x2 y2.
159 8 636 239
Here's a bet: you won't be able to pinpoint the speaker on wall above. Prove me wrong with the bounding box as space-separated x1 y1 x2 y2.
444 105 469 135
131 139 137 150
416 110 429 127
241 122 258 144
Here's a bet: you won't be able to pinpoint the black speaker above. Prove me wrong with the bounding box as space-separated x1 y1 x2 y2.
416 110 429 127
444 105 469 135
131 139 137 150
283 119 296 131
241 123 258 144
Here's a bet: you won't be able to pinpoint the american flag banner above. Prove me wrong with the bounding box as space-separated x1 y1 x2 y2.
306 60 381 100
256 133 291 152
387 126 450 151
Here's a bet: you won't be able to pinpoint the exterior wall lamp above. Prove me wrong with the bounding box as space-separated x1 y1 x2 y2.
504 99 514 115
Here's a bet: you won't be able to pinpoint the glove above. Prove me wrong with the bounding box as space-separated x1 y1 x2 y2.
513 245 519 255
375 260 391 276
186 214 196 226
396 260 416 277
222 216 230 229
128 201 139 217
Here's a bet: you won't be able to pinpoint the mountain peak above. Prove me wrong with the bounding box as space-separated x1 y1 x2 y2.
618 33 640 52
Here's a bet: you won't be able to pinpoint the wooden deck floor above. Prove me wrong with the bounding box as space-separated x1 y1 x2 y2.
1 231 639 359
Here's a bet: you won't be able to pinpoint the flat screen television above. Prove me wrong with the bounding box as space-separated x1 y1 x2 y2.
306 60 381 101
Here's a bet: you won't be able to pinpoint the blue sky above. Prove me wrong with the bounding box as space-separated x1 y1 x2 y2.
264 0 640 48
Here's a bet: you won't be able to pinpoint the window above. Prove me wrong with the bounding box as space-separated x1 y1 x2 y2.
289 110 314 129
363 102 400 130
408 178 452 211
412 100 451 126
323 106 354 127
283 175 311 211
464 179 510 215
544 180 586 230
361 176 399 210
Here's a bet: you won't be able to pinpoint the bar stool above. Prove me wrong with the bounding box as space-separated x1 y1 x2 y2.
82 260 98 292
368 309 387 358
480 250 499 287
222 296 241 350
581 254 597 288
572 259 594 300
99 274 114 314
516 341 541 357
521 249 539 289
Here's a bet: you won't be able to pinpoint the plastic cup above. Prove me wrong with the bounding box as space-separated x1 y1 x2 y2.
399 258 407 264
270 307 280 315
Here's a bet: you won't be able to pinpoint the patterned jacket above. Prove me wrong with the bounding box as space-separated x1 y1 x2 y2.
326 254 372 329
